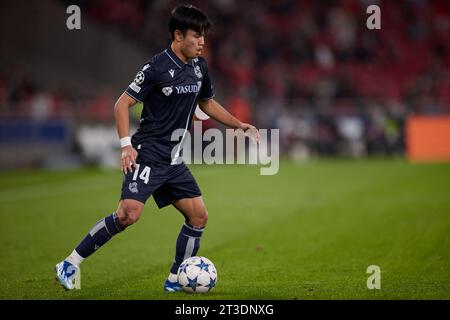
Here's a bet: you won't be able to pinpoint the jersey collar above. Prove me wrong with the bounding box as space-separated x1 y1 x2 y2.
165 46 186 69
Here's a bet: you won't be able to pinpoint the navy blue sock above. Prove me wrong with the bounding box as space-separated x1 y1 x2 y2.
170 222 204 274
75 212 125 258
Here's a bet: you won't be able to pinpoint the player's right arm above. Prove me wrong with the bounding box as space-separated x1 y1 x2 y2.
117 62 156 173
114 93 138 174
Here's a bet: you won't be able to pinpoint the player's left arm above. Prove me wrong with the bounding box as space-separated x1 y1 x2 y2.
198 98 260 143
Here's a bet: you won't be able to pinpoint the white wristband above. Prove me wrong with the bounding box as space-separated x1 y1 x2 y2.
120 136 132 148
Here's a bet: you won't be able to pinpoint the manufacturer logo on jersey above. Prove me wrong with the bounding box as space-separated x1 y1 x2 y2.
168 69 175 78
194 65 203 79
129 182 138 194
162 86 173 96
134 71 145 85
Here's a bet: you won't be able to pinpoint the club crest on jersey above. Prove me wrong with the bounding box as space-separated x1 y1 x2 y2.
134 71 145 85
162 86 173 96
129 182 138 194
194 65 203 79
168 69 175 78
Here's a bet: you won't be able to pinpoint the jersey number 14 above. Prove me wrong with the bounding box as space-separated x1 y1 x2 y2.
132 164 151 184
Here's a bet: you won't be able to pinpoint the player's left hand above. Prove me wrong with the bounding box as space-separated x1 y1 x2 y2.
241 123 260 144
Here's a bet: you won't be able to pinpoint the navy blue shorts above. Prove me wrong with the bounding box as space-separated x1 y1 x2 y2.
120 162 202 208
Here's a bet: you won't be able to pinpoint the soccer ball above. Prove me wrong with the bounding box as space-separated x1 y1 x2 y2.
177 256 218 293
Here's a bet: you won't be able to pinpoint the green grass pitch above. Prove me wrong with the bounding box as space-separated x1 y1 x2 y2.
0 159 449 299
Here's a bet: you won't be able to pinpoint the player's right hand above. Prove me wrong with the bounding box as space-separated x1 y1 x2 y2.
121 145 138 174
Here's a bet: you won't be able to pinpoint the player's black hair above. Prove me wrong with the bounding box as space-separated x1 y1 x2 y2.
168 4 211 40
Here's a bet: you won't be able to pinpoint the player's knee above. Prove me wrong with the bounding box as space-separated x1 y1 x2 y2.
190 209 208 228
117 203 142 227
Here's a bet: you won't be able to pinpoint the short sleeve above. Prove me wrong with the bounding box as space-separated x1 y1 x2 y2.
198 61 214 101
125 63 157 102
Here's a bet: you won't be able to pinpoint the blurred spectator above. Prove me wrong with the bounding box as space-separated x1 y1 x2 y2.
228 93 252 125
29 90 54 121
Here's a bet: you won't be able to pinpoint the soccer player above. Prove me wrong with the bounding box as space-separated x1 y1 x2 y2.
55 4 259 291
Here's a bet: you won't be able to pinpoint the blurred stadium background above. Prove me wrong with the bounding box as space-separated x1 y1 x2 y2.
0 0 449 168
0 0 450 300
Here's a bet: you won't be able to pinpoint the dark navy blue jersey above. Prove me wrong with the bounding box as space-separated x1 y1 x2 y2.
125 46 214 165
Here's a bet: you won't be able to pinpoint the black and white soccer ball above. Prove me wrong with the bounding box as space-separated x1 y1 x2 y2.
177 256 218 293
